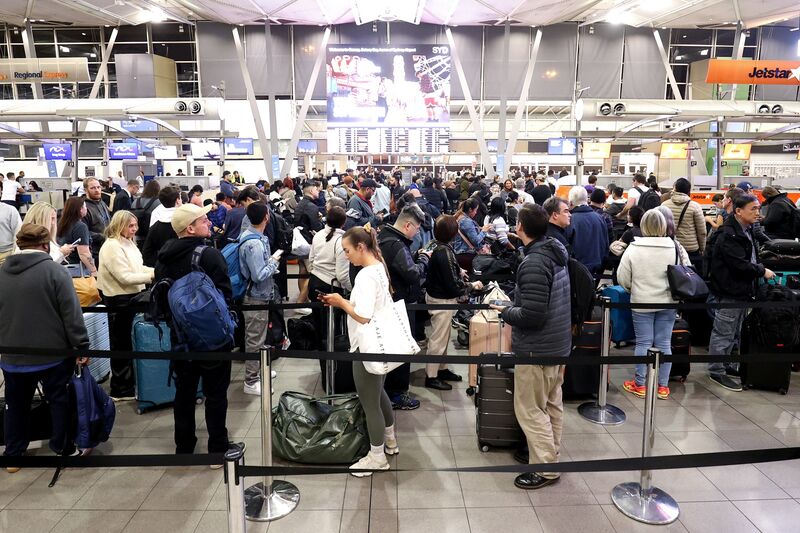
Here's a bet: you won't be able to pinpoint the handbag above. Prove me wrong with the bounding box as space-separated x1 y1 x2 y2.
479 282 511 322
271 391 369 464
291 226 311 257
68 263 101 307
667 243 708 301
356 271 420 375
609 239 628 257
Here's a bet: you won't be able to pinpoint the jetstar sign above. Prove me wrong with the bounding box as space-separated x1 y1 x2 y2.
706 60 800 85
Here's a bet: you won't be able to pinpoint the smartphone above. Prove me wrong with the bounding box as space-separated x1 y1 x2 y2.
315 289 328 299
271 249 284 259
489 299 512 307
70 238 81 246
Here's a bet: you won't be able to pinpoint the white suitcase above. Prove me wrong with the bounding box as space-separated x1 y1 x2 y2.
84 306 111 383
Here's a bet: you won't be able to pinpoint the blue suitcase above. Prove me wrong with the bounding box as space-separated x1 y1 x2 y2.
600 285 636 347
131 314 203 414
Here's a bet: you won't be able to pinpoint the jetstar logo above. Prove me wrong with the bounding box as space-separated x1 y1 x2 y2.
748 66 800 80
707 60 800 85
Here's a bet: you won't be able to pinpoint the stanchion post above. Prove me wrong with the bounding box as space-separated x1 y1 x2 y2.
326 306 336 396
244 346 300 522
578 297 626 425
224 443 246 533
611 349 679 525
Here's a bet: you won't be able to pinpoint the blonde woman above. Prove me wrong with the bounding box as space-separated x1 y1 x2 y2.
97 210 154 400
24 201 74 263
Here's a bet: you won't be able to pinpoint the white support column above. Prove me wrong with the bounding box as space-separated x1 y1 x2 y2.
282 27 331 178
265 21 280 175
446 27 494 176
729 22 745 101
496 20 511 177
505 28 542 173
232 26 273 182
652 29 682 101
91 27 118 99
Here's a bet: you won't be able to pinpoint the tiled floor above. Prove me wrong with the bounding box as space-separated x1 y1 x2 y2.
4 297 800 531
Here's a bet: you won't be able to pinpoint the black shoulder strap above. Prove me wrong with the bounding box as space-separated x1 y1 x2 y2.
677 201 691 228
143 197 158 212
191 245 207 270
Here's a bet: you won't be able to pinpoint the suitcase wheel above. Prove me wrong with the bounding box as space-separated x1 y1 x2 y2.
136 408 144 415
456 331 469 347
466 386 475 397
779 388 788 395
742 384 751 391
480 444 490 453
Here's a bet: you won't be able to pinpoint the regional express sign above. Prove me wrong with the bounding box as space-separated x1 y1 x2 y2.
0 58 90 84
706 60 800 85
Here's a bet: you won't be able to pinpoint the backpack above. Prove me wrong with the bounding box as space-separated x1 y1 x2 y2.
270 209 293 254
568 257 595 327
71 366 116 449
221 234 262 302
130 197 158 237
167 246 237 352
287 315 316 350
637 187 661 212
750 283 800 347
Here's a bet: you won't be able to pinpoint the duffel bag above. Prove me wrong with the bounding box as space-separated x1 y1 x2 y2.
472 254 513 281
272 392 369 464
761 239 800 257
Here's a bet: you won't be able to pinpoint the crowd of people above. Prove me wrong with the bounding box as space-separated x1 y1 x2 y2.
0 165 793 492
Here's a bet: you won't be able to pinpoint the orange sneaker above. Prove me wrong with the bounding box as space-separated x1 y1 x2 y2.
657 386 670 400
623 380 646 398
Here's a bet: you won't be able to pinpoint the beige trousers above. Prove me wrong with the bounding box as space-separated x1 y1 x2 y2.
514 364 565 479
425 294 457 378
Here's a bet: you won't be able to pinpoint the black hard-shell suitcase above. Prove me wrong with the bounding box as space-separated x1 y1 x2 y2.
476 363 523 451
669 319 692 382
740 316 792 395
562 321 601 400
683 308 713 348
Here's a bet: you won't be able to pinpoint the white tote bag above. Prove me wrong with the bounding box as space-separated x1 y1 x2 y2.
291 226 311 257
357 272 420 375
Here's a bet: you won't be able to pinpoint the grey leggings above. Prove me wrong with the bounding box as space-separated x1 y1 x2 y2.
353 358 394 446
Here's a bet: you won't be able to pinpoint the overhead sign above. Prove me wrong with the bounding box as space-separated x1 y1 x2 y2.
108 142 140 160
722 143 751 160
120 119 157 132
660 143 688 159
42 143 72 161
298 140 318 154
548 138 576 155
582 142 611 159
0 58 90 83
224 138 253 155
706 60 800 85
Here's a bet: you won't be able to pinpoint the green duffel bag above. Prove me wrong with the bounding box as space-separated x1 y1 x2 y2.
272 391 369 464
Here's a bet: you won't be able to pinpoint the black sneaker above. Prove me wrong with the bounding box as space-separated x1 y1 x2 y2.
390 392 420 410
725 367 741 378
709 374 742 392
437 369 463 382
514 472 559 490
425 377 452 391
513 448 529 465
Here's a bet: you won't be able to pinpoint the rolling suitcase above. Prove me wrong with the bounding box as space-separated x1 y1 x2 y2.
562 321 601 400
600 285 635 347
668 319 691 382
683 308 713 348
740 313 793 395
84 306 111 383
476 362 523 451
131 314 203 414
467 313 512 392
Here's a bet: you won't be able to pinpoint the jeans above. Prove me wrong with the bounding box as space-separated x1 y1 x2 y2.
173 357 232 454
708 299 748 378
2 358 75 457
632 310 675 387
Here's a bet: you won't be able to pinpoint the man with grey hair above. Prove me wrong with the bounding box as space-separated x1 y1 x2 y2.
567 185 608 277
514 177 534 205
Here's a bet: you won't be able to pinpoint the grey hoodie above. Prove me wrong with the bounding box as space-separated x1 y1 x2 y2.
0 251 89 368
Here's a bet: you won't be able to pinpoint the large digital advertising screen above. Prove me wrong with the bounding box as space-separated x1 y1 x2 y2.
547 138 577 155
326 45 451 128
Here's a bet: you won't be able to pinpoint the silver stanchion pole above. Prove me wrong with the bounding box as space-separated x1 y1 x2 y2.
611 349 679 525
224 442 246 533
244 346 300 521
579 297 626 425
326 306 336 396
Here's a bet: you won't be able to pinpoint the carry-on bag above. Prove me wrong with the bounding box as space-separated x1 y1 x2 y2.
562 321 602 400
600 285 636 346
0 386 52 445
467 312 512 390
668 319 692 382
84 306 111 383
476 361 523 451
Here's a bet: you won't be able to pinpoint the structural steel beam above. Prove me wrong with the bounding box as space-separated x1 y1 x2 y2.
505 28 542 173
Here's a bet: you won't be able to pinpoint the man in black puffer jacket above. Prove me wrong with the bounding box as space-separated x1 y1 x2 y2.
493 203 571 492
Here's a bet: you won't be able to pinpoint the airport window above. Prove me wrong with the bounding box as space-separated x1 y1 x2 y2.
56 28 102 42
32 29 54 42
177 82 199 97
666 84 688 100
151 23 194 42
111 43 150 56
57 43 102 59
152 42 195 62
0 45 8 59
0 84 13 99
176 63 199 82
11 45 25 58
104 25 147 43
673 29 713 46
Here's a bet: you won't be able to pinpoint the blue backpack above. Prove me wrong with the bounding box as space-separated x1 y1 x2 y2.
168 245 237 352
222 233 262 302
72 366 116 449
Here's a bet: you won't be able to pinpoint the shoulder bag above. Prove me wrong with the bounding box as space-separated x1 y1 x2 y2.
357 270 420 375
667 242 708 301
676 200 691 229
67 262 101 307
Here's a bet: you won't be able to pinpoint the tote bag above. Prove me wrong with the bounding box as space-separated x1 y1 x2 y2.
356 270 420 375
291 226 311 257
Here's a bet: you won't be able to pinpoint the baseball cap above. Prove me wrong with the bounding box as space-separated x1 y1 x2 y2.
737 181 753 192
171 203 213 234
360 178 378 189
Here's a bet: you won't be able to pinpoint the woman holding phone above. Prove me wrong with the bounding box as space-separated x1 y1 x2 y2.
319 224 397 477
56 197 96 275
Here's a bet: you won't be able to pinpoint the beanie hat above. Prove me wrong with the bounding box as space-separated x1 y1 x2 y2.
16 223 51 249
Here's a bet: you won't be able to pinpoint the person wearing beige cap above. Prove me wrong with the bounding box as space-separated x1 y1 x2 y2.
761 186 797 240
153 203 235 457
0 223 90 470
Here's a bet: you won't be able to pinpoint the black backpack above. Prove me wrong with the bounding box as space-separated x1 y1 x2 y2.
568 258 595 327
269 209 293 254
637 187 661 212
130 197 158 237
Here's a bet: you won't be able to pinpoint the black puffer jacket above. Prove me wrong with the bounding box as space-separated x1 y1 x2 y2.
709 215 765 301
763 193 796 240
295 196 324 241
377 225 428 303
501 237 572 359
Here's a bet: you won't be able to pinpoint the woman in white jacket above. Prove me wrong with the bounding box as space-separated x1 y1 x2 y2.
617 209 691 400
97 210 154 399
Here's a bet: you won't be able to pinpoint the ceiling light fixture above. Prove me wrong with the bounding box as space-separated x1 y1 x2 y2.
700 49 708 56
60 46 70 53
147 8 167 23
351 0 426 25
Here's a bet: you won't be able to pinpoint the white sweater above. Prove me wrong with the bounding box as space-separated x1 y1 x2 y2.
308 227 352 291
97 237 154 297
616 236 691 312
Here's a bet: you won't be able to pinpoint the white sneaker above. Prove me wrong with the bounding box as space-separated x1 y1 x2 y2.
243 381 261 396
349 452 390 477
384 436 399 456
271 370 277 379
